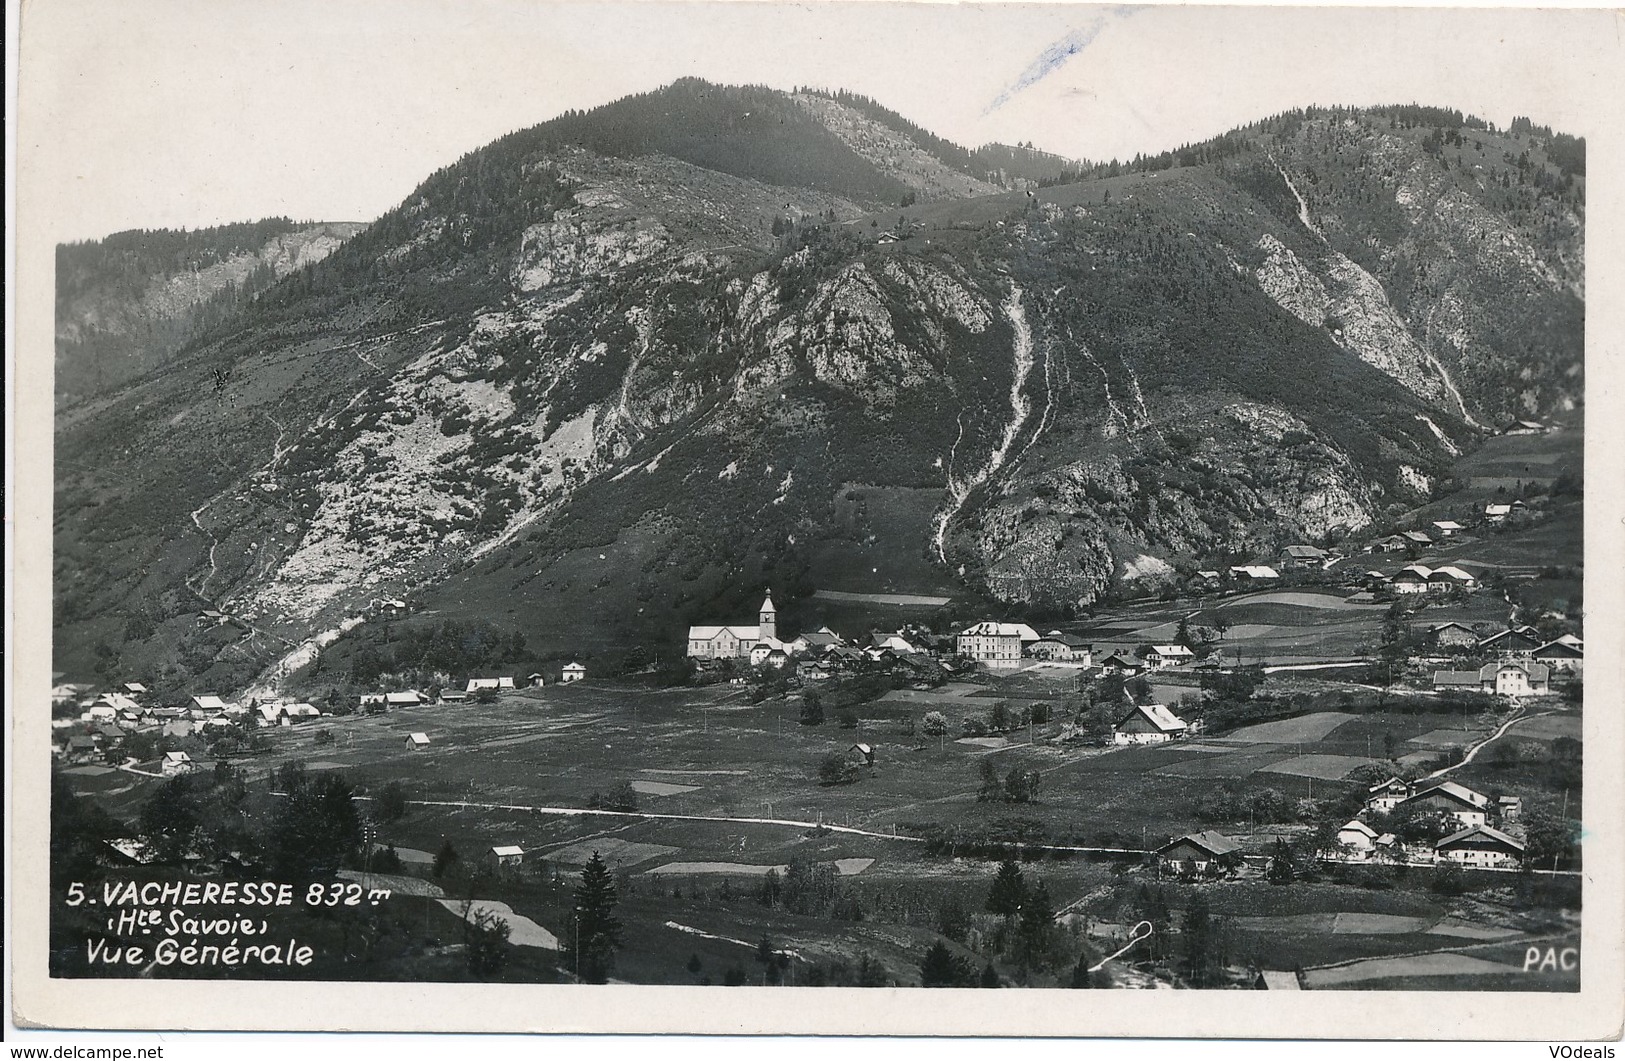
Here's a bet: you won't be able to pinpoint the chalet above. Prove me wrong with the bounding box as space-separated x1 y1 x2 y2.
1194 570 1222 584
561 662 587 683
283 703 321 720
386 690 428 707
466 677 515 693
84 704 118 723
257 705 285 727
1532 639 1583 676
1096 653 1146 677
161 751 195 776
871 633 922 654
439 688 468 704
1145 644 1196 669
488 845 525 868
1431 520 1464 537
1156 831 1241 878
750 640 791 666
1281 544 1328 569
405 733 431 750
1113 703 1188 745
1500 420 1547 436
1337 819 1380 857
66 736 99 762
1402 530 1433 548
791 628 847 655
96 723 126 743
1482 500 1527 524
1434 825 1525 869
850 742 876 767
1370 534 1412 553
1429 565 1478 590
688 593 778 660
1028 631 1092 663
1229 565 1280 582
1366 776 1413 814
1389 566 1432 595
122 682 149 696
1429 622 1479 649
797 660 832 682
1478 627 1541 657
527 673 546 687
191 694 230 714
956 622 1026 668
1397 780 1490 829
1497 795 1524 822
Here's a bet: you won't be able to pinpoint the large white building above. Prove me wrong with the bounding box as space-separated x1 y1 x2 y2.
688 593 782 660
956 621 1036 668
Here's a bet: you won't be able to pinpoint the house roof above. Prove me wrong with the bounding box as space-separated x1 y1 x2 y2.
491 846 525 857
1150 644 1195 657
1368 776 1411 795
1158 830 1241 857
564 662 586 672
1431 521 1464 531
1284 545 1327 558
387 691 425 703
1229 565 1280 579
192 695 229 710
1117 703 1187 733
1431 669 1482 688
1402 531 1432 543
1435 824 1526 853
406 733 430 745
1196 570 1221 579
1430 622 1476 634
1533 640 1583 659
1404 779 1489 810
164 751 192 763
1478 628 1540 648
959 621 1027 638
1432 566 1477 583
123 682 149 693
1035 632 1091 648
1340 819 1379 839
1478 660 1550 683
1484 503 1513 517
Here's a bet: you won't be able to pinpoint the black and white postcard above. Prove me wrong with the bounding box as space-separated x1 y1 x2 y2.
9 0 1624 1040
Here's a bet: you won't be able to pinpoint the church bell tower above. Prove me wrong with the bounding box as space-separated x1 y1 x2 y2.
759 591 777 642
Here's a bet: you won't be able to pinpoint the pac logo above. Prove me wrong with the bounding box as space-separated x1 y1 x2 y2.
1523 945 1579 972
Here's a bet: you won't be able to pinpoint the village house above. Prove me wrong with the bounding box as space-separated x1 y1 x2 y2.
488 845 525 868
1499 420 1547 436
527 672 546 687
161 751 195 776
789 627 846 655
122 681 149 696
1532 639 1583 676
466 677 515 694
1113 703 1188 745
1402 530 1433 548
561 662 586 683
1478 626 1542 657
956 621 1026 668
1096 652 1146 677
387 690 428 707
1229 564 1281 582
1431 520 1464 537
1336 819 1380 858
1427 565 1479 591
1369 534 1412 554
1482 500 1527 524
1280 544 1328 569
1365 776 1414 814
1389 566 1432 595
1028 631 1092 663
1429 622 1479 650
1396 780 1491 830
1144 644 1197 669
405 733 431 750
1156 831 1241 878
439 688 468 704
1434 825 1525 869
687 592 782 660
797 659 832 682
191 694 231 715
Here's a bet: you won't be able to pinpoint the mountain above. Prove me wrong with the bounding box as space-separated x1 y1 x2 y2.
52 83 1584 697
55 219 366 404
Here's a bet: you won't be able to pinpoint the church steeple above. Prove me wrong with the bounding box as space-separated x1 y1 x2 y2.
759 591 776 642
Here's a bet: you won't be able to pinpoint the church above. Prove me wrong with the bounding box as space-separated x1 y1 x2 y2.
687 592 787 662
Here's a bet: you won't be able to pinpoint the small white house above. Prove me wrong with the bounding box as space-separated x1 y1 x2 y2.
1112 703 1188 745
489 845 525 867
561 662 586 684
1337 819 1379 857
405 732 431 750
161 751 195 776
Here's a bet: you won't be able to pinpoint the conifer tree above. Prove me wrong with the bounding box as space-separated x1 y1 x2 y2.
574 851 624 983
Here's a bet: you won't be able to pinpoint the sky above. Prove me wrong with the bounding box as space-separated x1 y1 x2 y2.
17 0 1622 243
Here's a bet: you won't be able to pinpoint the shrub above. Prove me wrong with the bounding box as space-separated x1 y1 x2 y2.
819 752 859 786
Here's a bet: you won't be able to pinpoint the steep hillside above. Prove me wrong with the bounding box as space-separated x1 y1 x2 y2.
55 219 364 403
52 86 1583 698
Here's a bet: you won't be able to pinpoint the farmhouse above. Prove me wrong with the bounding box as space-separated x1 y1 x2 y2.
191 694 231 714
1113 703 1188 745
1157 832 1241 878
1144 645 1196 669
1029 631 1092 663
1532 639 1583 676
1389 566 1432 594
1482 500 1527 524
1366 776 1414 814
1500 420 1547 436
439 688 468 704
687 593 779 660
386 690 428 707
789 627 846 654
489 846 525 867
1402 530 1433 547
1431 520 1464 537
1429 622 1479 649
1229 565 1280 581
1397 780 1491 829
561 662 586 683
956 622 1026 668
1370 534 1411 553
1281 544 1328 569
466 677 515 693
1096 653 1146 677
1434 825 1525 869
1477 627 1541 657
1482 660 1551 696
405 733 431 750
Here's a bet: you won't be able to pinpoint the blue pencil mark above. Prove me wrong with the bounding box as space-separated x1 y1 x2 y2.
987 11 1134 113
